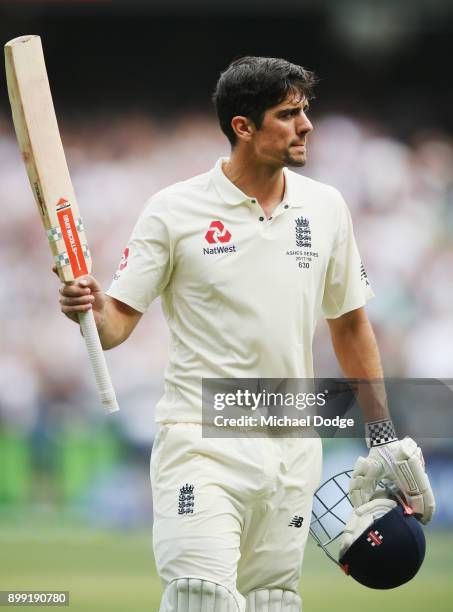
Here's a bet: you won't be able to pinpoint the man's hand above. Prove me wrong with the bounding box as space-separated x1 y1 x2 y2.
53 265 106 328
53 265 142 350
349 437 436 524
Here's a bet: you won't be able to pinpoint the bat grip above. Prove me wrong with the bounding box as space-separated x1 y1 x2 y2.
78 308 119 414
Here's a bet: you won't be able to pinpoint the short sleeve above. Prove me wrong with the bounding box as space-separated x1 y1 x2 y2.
106 201 172 313
322 197 374 319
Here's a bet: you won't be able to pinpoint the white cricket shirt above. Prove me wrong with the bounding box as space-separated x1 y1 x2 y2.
107 158 374 423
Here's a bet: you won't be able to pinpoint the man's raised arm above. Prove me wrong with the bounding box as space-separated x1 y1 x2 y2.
54 266 142 350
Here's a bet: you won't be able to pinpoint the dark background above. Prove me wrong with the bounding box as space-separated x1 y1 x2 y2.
1 0 452 136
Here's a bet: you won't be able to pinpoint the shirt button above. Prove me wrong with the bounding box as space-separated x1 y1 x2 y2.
284 204 289 209
259 216 264 222
251 199 256 204
268 217 273 221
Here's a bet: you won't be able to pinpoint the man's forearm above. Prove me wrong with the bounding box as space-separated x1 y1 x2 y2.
97 296 142 350
327 307 389 422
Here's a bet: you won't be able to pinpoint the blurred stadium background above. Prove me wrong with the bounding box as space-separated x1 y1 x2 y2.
0 0 452 610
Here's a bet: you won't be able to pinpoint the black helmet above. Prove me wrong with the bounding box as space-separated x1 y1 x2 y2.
310 470 426 589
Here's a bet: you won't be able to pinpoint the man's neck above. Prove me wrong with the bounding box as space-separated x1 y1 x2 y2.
222 151 285 216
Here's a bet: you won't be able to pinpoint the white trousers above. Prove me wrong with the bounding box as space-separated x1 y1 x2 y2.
151 423 322 606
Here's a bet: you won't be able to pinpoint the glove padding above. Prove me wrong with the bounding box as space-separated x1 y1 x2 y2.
349 437 435 524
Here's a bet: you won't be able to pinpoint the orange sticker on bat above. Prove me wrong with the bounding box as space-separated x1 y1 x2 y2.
56 197 69 211
57 202 88 277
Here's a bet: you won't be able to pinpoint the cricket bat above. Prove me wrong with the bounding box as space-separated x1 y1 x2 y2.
4 35 119 414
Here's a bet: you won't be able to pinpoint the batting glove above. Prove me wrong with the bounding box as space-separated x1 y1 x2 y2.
349 420 435 525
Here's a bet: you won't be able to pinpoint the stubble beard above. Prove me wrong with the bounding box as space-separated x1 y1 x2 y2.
284 152 307 167
283 144 307 167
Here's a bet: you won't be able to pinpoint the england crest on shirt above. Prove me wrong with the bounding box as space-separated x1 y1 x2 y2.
295 216 311 248
286 215 318 269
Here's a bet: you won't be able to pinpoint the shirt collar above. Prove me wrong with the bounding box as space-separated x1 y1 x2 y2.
211 157 303 208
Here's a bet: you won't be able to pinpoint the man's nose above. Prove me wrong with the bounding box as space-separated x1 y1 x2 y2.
297 112 313 134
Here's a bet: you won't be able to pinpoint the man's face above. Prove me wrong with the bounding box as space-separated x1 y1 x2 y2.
249 93 313 168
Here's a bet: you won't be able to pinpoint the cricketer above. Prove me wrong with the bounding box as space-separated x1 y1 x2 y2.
57 57 435 611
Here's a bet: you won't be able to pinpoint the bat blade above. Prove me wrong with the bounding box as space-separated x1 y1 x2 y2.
5 35 119 413
5 35 90 281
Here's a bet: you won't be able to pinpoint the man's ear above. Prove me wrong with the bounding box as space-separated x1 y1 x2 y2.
230 115 255 143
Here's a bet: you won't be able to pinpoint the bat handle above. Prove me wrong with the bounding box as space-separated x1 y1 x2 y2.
78 308 119 414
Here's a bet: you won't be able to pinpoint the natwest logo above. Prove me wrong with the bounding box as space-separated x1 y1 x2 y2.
113 246 130 281
205 220 232 244
119 247 129 271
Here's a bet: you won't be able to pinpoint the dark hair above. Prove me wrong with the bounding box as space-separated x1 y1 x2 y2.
212 56 317 147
